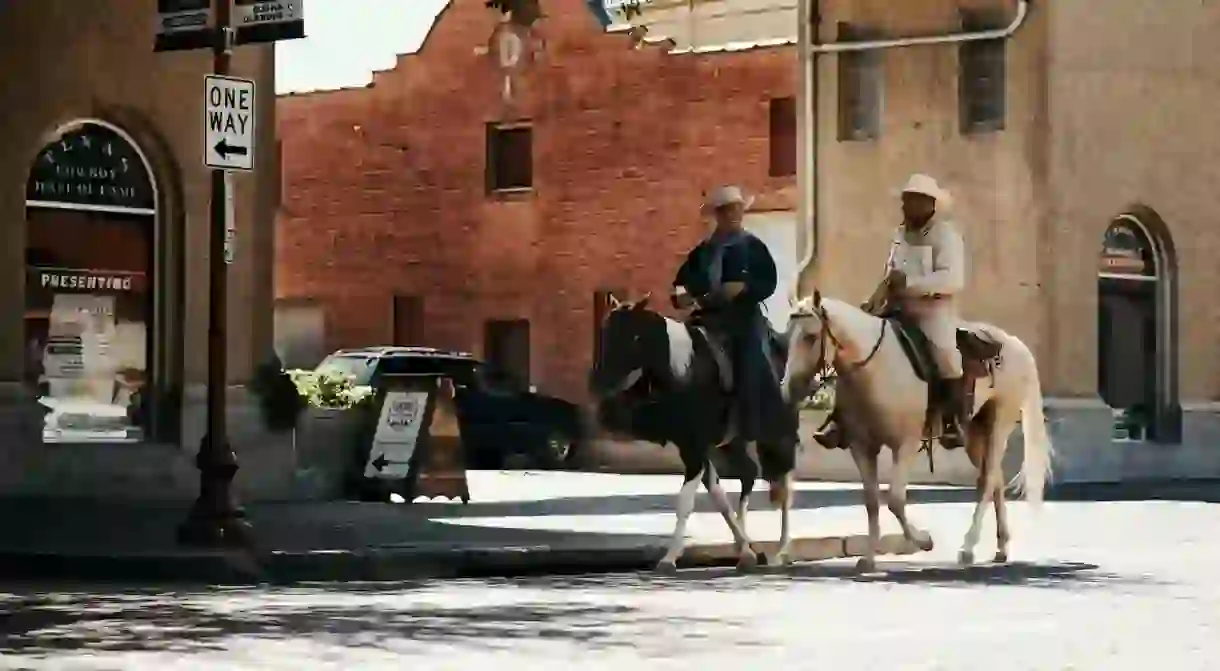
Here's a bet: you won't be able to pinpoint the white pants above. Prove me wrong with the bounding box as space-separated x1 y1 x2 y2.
900 296 963 379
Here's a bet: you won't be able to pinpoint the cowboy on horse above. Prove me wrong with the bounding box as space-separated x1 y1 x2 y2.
587 185 800 571
813 173 969 449
671 185 795 447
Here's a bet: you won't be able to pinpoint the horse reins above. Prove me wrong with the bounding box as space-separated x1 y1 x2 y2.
791 304 889 438
806 304 888 380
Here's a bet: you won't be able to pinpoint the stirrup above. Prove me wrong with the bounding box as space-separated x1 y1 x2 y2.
940 421 965 447
812 422 843 448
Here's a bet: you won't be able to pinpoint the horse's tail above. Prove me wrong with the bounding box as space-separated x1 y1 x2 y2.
1009 338 1054 507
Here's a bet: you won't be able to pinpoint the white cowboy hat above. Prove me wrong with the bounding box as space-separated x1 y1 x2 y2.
701 185 755 213
896 173 952 207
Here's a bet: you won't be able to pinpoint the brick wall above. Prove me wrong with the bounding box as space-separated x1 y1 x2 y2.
277 0 799 400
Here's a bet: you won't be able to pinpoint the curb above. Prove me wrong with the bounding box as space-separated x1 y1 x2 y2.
0 533 922 585
0 543 669 585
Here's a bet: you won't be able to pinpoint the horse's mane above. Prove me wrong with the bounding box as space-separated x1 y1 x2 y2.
791 295 871 324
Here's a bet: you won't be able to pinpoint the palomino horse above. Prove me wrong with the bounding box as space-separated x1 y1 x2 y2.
589 294 800 572
783 292 1053 571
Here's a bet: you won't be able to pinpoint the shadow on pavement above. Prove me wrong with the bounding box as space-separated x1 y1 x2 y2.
0 588 728 657
419 477 1220 518
417 485 976 519
494 559 1166 592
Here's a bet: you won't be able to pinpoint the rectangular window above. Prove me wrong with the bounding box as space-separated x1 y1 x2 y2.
484 319 531 391
391 294 424 346
837 22 883 142
768 97 796 177
592 288 626 366
485 123 533 192
959 10 1007 134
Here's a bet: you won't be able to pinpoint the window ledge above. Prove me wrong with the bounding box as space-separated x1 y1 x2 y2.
961 120 1006 136
489 187 534 201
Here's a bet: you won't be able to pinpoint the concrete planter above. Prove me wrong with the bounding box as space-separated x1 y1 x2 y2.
291 407 365 500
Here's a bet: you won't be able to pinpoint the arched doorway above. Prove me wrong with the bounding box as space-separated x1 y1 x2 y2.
24 120 158 443
1097 210 1179 442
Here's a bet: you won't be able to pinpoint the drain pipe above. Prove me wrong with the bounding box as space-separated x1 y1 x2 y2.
792 0 1033 300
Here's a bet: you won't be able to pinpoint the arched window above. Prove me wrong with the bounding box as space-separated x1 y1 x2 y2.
1097 211 1179 442
24 121 158 444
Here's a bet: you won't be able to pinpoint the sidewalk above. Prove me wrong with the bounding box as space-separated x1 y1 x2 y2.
1 472 1211 584
0 473 968 584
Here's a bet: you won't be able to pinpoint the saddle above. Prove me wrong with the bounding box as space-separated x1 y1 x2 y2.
884 310 1003 443
689 324 788 393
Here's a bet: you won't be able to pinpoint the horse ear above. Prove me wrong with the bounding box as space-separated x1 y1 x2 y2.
634 292 652 310
608 294 622 310
813 289 822 306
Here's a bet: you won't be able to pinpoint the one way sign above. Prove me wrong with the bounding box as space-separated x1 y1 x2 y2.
204 75 257 171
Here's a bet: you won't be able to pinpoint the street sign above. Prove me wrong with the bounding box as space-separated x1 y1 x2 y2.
586 0 652 28
203 75 256 171
224 173 236 263
234 0 305 45
154 0 214 52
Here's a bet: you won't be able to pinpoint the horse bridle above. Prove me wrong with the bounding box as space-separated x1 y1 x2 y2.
792 301 888 384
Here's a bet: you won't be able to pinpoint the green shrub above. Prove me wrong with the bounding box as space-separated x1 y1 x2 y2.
287 369 374 410
250 357 306 433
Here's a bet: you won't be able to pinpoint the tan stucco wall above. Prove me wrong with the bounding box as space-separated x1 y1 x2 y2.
811 0 1052 383
0 2 289 499
1045 0 1220 401
0 0 278 386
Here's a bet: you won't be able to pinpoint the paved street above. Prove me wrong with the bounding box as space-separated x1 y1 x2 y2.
2 478 1217 669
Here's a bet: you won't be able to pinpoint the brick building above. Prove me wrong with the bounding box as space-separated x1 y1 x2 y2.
278 0 1220 483
277 0 801 395
0 1 285 499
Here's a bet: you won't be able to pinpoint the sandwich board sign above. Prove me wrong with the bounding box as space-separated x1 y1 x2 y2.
235 0 306 44
204 75 256 171
364 389 431 480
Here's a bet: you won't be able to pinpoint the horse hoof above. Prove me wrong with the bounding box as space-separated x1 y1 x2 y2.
768 553 791 568
958 550 975 566
913 531 935 552
654 559 678 574
855 557 877 574
993 551 1009 564
735 551 759 573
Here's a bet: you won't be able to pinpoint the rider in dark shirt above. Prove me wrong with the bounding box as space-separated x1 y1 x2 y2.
670 185 793 445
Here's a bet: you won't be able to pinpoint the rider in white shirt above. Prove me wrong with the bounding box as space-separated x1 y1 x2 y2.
813 173 968 449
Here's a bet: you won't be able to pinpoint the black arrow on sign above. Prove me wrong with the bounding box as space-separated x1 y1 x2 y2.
371 454 412 472
214 139 249 159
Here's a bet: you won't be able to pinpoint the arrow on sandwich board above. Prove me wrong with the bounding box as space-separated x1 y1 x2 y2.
371 454 413 473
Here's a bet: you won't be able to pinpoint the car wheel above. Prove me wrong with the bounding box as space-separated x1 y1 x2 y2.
537 432 575 470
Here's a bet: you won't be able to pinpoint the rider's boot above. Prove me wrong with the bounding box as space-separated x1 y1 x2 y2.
940 376 967 448
811 409 844 449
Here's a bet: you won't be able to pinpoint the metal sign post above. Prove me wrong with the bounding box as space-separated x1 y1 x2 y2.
175 0 251 548
156 0 305 549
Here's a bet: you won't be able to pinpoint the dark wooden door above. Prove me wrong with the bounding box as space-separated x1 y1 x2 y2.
392 295 424 346
484 319 530 391
1098 278 1155 411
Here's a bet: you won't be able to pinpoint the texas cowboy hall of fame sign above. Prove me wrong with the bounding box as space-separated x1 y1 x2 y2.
26 123 155 213
1100 221 1156 279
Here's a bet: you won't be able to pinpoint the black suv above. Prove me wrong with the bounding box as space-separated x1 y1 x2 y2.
315 346 587 469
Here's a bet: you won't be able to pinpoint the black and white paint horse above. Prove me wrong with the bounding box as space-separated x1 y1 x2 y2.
589 293 799 572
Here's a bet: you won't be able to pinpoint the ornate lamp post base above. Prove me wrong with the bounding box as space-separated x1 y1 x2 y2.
176 435 254 548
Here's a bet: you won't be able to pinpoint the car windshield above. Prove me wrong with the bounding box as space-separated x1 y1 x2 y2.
377 355 481 387
315 354 377 385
